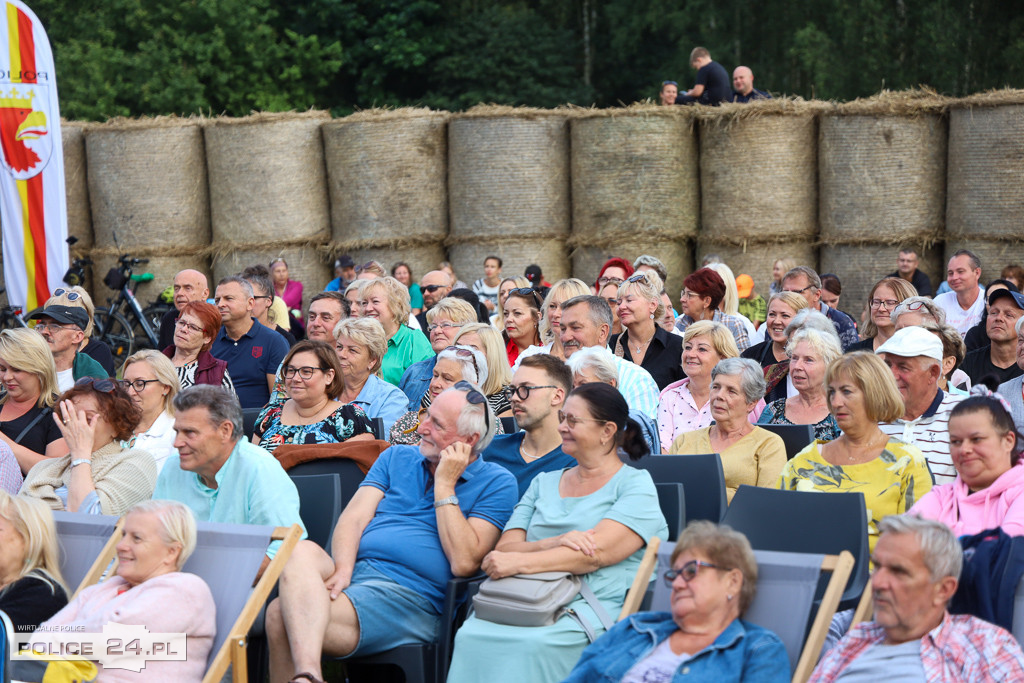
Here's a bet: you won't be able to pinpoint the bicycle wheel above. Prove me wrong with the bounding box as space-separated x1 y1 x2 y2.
94 310 135 372
133 303 173 348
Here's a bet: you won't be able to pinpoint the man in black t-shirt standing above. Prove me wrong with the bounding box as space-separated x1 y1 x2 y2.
676 47 731 106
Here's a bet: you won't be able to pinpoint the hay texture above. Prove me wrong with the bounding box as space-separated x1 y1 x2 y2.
947 103 1024 239
62 121 93 249
324 109 449 245
89 254 209 312
944 239 1024 281
699 104 821 241
696 238 818 300
819 113 947 243
205 112 330 244
448 107 570 240
449 238 570 289
213 245 329 314
86 118 209 250
819 243 943 315
569 108 699 244
571 240 693 298
349 243 447 285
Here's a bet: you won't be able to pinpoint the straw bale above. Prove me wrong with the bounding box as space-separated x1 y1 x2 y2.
449 238 570 288
944 239 1024 282
699 113 819 240
695 238 818 299
349 243 447 284
819 243 943 314
213 245 329 314
692 97 832 122
832 88 951 116
819 113 947 243
570 112 698 242
62 121 93 249
205 112 330 243
948 89 1024 109
324 110 448 244
946 105 1024 239
572 240 693 297
86 119 209 250
448 113 570 239
89 254 210 312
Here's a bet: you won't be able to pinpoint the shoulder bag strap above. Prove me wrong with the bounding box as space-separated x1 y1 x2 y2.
13 406 51 445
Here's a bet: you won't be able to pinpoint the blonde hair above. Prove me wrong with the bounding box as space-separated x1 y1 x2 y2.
0 490 67 595
785 327 843 367
361 276 411 328
493 276 531 331
126 500 198 571
426 298 477 326
540 278 590 342
825 352 904 423
123 350 181 415
861 277 919 339
706 263 740 315
683 320 739 359
0 328 60 407
334 317 388 374
773 257 798 285
616 271 665 320
768 291 811 315
454 323 512 395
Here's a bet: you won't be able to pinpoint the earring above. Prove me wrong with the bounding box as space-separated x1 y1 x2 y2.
727 594 734 601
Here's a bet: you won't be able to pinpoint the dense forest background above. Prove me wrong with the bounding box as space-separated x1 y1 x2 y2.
32 0 1024 121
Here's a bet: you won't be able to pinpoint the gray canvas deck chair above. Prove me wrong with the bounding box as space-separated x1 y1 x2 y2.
52 511 123 598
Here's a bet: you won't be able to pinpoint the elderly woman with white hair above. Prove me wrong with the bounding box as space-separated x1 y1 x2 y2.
891 295 946 330
334 317 409 435
669 358 787 502
23 500 216 681
757 327 842 441
362 276 433 385
122 350 181 473
609 271 684 391
453 323 515 418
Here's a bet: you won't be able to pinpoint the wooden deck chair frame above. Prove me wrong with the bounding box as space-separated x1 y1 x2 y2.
82 521 303 683
70 516 125 599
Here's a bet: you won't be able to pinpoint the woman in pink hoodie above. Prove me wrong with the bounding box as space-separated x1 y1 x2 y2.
911 388 1024 537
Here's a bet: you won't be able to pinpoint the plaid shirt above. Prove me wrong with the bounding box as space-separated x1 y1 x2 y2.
810 613 1024 682
674 310 751 351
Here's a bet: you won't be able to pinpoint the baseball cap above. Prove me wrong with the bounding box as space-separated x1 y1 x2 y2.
875 326 943 362
28 305 89 331
525 265 543 283
736 274 754 299
336 254 355 269
987 288 1024 310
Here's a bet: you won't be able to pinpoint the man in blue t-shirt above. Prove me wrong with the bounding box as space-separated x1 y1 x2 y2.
265 384 518 681
676 46 731 106
483 353 575 498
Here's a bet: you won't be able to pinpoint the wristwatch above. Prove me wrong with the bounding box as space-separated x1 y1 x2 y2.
434 495 459 509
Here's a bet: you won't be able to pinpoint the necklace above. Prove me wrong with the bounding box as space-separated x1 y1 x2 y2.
631 329 655 355
843 431 887 461
520 442 541 462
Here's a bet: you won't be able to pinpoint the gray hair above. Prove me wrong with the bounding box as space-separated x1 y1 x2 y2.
711 357 766 404
565 345 618 385
782 266 822 291
878 515 963 583
172 385 243 441
1017 316 1024 337
785 327 843 366
333 317 388 368
437 345 489 388
562 295 613 330
217 275 254 299
443 382 496 455
890 296 946 326
632 255 668 283
126 500 198 571
786 309 840 343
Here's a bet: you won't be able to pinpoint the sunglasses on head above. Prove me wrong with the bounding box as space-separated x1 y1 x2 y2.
453 380 491 435
444 346 480 378
626 273 647 284
509 288 542 307
53 288 82 301
354 261 376 273
74 377 118 393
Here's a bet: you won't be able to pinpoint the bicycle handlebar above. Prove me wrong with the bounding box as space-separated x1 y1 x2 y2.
130 273 155 282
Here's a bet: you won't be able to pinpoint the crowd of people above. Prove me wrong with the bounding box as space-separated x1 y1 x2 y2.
659 47 772 107
2 243 1024 682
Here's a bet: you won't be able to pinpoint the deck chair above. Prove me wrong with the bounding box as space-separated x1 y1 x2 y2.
1 609 11 683
83 519 303 683
634 454 727 523
52 511 124 598
758 423 815 460
289 473 343 549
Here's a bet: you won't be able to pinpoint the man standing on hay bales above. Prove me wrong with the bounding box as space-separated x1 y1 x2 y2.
888 247 933 298
934 250 986 336
730 66 772 103
676 47 731 106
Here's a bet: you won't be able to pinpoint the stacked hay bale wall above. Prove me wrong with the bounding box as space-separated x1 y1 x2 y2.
323 109 448 281
85 117 210 306
569 106 698 296
818 92 949 307
946 91 1024 281
63 121 93 251
205 112 331 307
447 107 571 285
696 100 826 296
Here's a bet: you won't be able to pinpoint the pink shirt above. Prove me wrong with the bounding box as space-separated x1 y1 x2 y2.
657 377 765 451
910 461 1024 537
277 279 303 313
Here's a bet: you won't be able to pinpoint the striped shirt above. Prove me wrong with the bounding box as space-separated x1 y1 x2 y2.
879 389 964 486
612 355 660 421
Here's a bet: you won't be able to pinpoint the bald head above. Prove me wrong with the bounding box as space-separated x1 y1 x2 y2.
420 270 453 309
733 66 754 96
173 269 209 311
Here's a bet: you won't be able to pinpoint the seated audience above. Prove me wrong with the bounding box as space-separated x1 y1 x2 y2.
659 291 677 333
344 280 364 318
675 268 750 351
492 275 531 328
305 291 348 344
809 515 1024 681
122 350 181 473
453 323 515 417
633 254 670 286
414 269 453 331
472 255 502 314
998 323 1024 431
769 257 797 296
891 295 946 329
819 273 844 314
778 352 932 552
392 261 423 315
333 317 408 435
28 304 106 391
49 286 115 376
960 290 1024 386
610 271 684 390
669 358 786 502
707 262 758 341
911 386 1024 536
889 246 933 298
515 278 591 367
1003 265 1024 291
22 378 156 515
847 277 918 352
399 297 479 410
961 278 1018 352
742 292 810 403
163 301 236 395
564 521 789 683
0 491 68 631
0 328 66 474
781 266 858 350
325 254 355 293
758 327 842 441
447 383 668 683
599 281 624 336
271 257 304 324
503 286 544 366
594 257 634 292
158 268 210 351
730 65 772 103
921 321 969 396
934 250 986 337
266 384 517 683
363 276 433 386
659 79 678 106
241 264 296 346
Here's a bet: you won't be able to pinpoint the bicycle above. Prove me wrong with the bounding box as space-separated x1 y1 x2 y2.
93 253 170 370
0 286 29 330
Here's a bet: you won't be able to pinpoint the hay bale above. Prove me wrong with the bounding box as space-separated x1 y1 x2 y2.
947 103 1024 239
448 107 570 240
819 113 947 243
571 240 693 298
695 239 818 299
943 239 1024 282
90 254 209 312
819 243 943 313
86 118 209 250
62 121 93 249
213 246 329 314
323 109 448 246
349 243 447 284
569 108 699 242
205 112 330 244
449 238 570 289
699 105 822 241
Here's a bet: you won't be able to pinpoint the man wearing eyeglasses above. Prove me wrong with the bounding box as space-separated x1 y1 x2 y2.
266 384 518 682
415 270 454 335
399 298 478 410
781 266 859 351
157 269 211 350
28 305 108 391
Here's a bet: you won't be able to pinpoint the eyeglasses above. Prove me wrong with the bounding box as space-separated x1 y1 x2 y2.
663 560 729 586
52 288 82 301
423 284 449 293
626 273 647 284
505 384 558 401
253 294 273 301
443 346 480 377
74 377 117 393
282 365 326 380
174 319 205 334
120 378 162 393
902 300 929 312
354 261 376 274
598 276 624 286
453 379 491 435
509 288 542 307
35 323 78 333
557 411 608 429
784 285 815 295
869 298 899 310
662 80 678 87
428 321 465 333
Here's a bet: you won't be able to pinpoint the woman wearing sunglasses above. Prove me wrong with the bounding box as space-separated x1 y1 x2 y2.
563 521 789 682
122 350 181 473
447 383 668 683
21 377 157 515
253 341 373 453
502 287 543 366
610 271 684 390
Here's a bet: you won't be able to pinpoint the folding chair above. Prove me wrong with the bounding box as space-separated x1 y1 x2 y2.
499 416 519 434
289 473 343 549
242 407 263 440
0 609 11 683
287 456 368 508
758 423 815 460
634 454 727 523
52 511 124 598
654 483 685 541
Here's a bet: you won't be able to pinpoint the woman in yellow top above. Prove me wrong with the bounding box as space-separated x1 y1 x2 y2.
669 357 786 501
777 351 933 552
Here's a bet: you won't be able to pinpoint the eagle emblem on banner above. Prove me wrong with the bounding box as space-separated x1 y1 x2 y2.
0 85 51 179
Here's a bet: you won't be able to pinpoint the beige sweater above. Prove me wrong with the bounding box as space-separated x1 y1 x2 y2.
21 441 157 515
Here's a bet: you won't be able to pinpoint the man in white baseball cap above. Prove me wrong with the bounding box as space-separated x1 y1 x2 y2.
875 326 965 485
